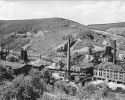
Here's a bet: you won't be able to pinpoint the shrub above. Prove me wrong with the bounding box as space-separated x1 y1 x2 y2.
77 84 97 100
54 80 68 94
41 93 58 100
46 84 54 93
76 83 111 100
114 87 125 94
0 71 45 100
40 68 51 84
54 81 77 96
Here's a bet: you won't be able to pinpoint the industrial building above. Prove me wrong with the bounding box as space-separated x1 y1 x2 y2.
93 62 125 84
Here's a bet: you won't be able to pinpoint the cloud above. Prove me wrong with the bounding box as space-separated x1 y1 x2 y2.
0 0 125 25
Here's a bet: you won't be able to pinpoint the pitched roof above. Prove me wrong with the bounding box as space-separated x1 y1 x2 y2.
28 59 51 66
76 62 94 69
0 61 25 69
95 62 125 72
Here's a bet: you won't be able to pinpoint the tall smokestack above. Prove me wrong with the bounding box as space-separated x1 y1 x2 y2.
67 38 70 80
113 40 116 64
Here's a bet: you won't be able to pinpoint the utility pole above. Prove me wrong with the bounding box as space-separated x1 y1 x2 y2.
67 38 71 80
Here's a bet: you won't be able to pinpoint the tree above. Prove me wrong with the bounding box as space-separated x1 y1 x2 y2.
0 70 46 100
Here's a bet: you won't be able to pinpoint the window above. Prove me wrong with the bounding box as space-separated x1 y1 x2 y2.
119 72 123 81
103 73 106 77
119 77 123 80
113 71 118 79
107 73 109 76
94 70 97 76
114 74 117 77
119 72 123 76
110 71 113 78
114 77 118 79
100 72 102 76
103 70 106 77
119 75 123 77
99 71 102 76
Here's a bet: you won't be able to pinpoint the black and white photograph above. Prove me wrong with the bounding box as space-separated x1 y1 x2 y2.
0 0 125 100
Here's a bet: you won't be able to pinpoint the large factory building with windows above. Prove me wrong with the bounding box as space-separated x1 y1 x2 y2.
93 40 125 84
93 62 125 84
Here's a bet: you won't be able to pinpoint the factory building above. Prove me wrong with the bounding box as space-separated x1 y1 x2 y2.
93 62 125 84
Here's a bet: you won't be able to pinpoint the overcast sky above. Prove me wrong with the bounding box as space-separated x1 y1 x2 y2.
0 0 125 25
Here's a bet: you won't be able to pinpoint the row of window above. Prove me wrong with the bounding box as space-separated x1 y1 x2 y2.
94 69 125 81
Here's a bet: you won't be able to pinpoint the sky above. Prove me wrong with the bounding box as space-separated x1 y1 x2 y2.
0 0 125 25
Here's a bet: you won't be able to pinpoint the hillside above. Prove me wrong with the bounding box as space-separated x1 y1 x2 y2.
0 18 81 34
1 18 125 58
0 18 85 55
105 27 125 37
87 22 125 38
87 22 125 31
86 22 125 50
0 18 110 56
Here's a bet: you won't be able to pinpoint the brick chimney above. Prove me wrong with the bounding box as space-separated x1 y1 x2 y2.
67 38 71 80
113 40 116 64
